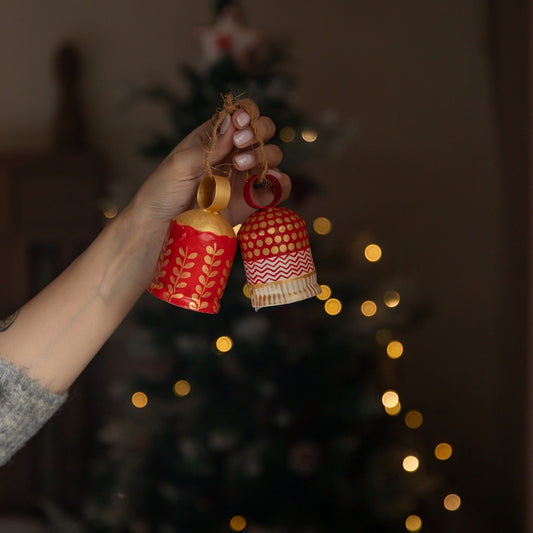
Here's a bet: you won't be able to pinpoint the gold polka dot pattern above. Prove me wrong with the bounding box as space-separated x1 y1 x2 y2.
238 207 310 260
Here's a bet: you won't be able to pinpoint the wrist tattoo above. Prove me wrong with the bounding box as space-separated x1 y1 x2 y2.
0 310 20 332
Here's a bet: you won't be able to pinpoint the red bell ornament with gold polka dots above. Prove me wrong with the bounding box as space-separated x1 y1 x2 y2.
148 175 237 314
238 173 321 310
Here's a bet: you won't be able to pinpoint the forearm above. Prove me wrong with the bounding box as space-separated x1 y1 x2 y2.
0 199 168 394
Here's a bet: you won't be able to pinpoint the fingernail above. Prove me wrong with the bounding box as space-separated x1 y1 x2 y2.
233 128 254 147
236 112 250 128
268 169 282 179
234 153 254 168
220 114 231 134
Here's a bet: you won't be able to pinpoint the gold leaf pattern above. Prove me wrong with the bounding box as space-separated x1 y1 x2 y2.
165 245 198 303
150 230 232 314
150 234 174 290
190 242 228 309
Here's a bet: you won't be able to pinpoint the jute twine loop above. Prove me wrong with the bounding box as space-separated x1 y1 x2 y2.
203 93 269 186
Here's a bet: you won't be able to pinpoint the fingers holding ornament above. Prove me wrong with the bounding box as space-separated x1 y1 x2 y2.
232 116 276 149
201 94 290 223
233 143 283 171
232 98 259 127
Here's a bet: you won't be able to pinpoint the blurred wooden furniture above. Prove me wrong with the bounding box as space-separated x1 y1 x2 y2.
0 42 107 519
0 152 106 516
0 153 105 316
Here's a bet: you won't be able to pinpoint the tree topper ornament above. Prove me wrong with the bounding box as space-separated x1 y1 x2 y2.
195 4 263 70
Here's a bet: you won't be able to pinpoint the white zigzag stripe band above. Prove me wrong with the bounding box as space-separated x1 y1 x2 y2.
248 272 321 310
243 249 316 285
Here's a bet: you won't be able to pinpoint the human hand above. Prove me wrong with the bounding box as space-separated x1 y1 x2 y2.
132 98 291 227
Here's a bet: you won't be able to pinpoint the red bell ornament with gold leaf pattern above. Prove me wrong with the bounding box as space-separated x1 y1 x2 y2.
238 173 320 310
148 175 237 314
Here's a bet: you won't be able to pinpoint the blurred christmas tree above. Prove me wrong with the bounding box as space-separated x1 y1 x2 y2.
80 2 452 532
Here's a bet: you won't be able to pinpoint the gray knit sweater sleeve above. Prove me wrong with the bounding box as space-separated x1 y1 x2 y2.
0 355 67 465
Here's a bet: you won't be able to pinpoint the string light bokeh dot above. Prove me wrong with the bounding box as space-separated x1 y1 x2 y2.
103 205 118 220
386 340 404 359
131 391 148 409
279 126 296 143
242 284 250 299
301 128 318 142
316 284 332 301
361 300 377 317
364 243 382 262
444 493 461 511
385 401 402 416
215 335 233 353
313 216 332 235
402 454 420 473
324 298 342 316
384 289 400 308
405 410 424 429
435 442 453 461
405 515 422 532
173 380 191 397
382 390 400 409
229 515 247 532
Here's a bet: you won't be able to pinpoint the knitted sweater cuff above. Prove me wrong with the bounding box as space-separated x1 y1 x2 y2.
0 355 67 465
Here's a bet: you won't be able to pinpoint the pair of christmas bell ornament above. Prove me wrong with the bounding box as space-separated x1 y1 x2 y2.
148 171 320 313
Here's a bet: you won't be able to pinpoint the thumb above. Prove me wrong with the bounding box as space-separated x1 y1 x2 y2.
204 114 238 166
161 116 237 179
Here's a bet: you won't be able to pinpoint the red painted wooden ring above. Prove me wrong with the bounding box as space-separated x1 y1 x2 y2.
243 173 283 209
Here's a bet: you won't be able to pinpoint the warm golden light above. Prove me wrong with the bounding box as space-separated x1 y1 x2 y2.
364 244 382 262
405 410 423 429
435 442 453 461
173 380 191 397
376 329 392 346
233 224 242 234
301 128 318 142
279 126 296 143
325 298 342 315
242 284 250 299
229 515 247 532
104 206 118 219
387 340 404 359
317 284 332 300
382 390 399 409
385 401 402 416
444 493 461 511
402 455 420 473
216 335 233 353
384 290 400 308
405 515 422 532
313 217 332 235
361 300 377 317
131 391 148 409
